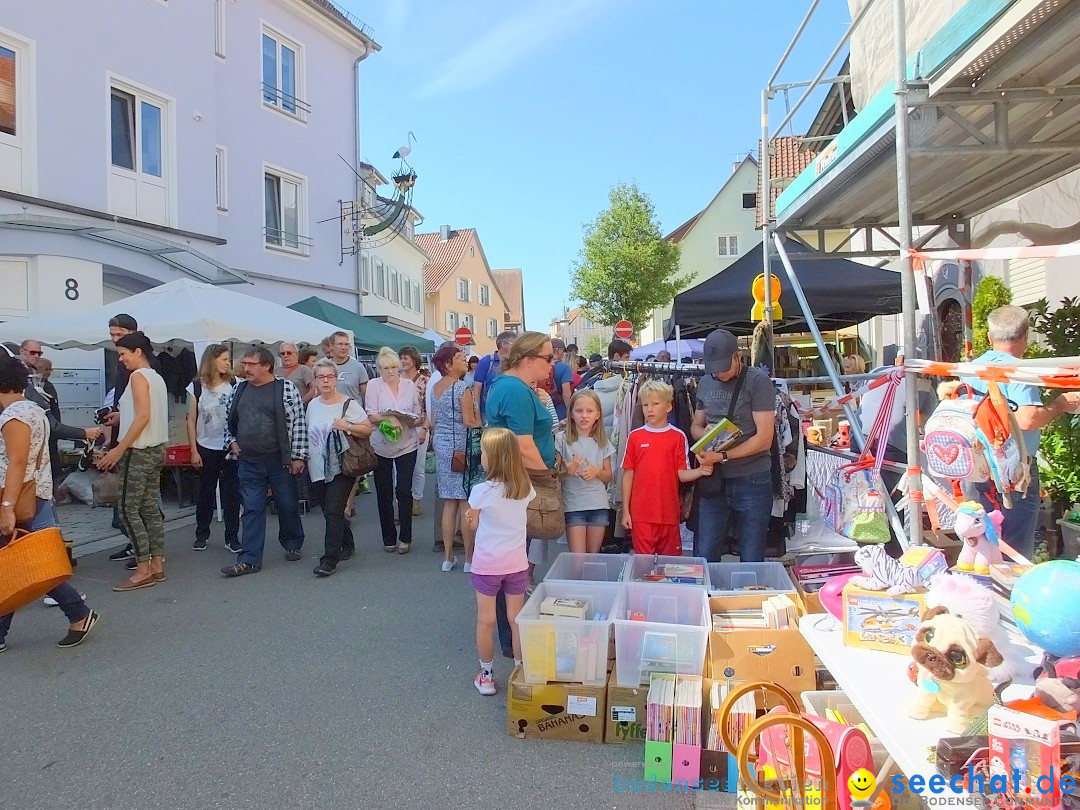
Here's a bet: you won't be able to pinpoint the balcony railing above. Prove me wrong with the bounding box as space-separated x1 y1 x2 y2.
264 226 313 254
261 84 311 118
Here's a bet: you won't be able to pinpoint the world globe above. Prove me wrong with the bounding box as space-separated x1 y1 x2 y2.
1011 559 1080 658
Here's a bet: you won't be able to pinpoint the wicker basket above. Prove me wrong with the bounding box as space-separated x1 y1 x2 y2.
0 527 73 615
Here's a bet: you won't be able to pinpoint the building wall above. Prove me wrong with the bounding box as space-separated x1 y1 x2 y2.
425 232 506 354
642 160 761 342
360 231 428 332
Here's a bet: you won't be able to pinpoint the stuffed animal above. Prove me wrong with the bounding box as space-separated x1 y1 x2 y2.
850 545 924 596
908 606 1003 735
926 572 1028 683
953 501 1004 574
1035 655 1080 714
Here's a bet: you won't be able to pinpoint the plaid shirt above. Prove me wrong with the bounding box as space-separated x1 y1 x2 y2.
223 377 309 461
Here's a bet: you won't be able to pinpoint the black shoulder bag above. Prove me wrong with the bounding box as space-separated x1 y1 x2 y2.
694 368 747 499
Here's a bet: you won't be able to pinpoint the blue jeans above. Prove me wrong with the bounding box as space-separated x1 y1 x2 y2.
695 470 773 562
237 457 305 567
966 464 1040 560
0 498 89 642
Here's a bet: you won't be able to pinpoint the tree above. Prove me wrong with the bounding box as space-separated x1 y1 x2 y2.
583 334 607 359
570 183 692 331
972 276 1012 356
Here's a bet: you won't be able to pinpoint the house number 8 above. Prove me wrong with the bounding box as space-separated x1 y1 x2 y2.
64 278 80 301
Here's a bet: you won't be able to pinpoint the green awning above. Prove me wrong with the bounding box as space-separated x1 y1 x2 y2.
288 297 435 354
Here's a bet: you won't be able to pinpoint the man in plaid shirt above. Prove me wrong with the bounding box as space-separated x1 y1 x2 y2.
221 347 308 577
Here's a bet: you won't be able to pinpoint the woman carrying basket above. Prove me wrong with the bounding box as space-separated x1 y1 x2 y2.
0 352 99 652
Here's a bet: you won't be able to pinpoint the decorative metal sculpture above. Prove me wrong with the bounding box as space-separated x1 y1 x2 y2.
336 158 419 257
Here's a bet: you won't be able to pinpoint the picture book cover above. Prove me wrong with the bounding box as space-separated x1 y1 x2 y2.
689 418 742 455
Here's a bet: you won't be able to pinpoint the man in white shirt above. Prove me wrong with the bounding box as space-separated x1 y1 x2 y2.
330 331 368 405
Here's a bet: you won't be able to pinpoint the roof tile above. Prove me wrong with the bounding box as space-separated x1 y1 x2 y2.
416 228 476 293
757 136 815 227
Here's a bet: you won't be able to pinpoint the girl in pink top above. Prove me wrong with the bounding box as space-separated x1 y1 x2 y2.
465 428 534 696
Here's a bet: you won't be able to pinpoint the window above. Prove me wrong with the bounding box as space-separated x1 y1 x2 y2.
456 278 469 302
109 80 171 225
361 255 371 292
717 235 740 257
111 89 163 177
264 167 307 253
413 281 422 313
446 311 458 332
401 277 411 311
374 259 385 297
262 29 307 119
0 44 16 137
742 192 757 209
214 0 225 57
389 267 399 304
487 318 497 337
214 146 227 211
479 284 490 306
463 313 474 333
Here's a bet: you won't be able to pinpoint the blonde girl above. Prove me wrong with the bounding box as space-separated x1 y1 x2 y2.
464 427 534 696
555 390 614 553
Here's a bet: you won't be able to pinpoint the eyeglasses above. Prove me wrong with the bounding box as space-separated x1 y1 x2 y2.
241 360 261 366
25 350 43 357
279 350 295 356
531 353 554 363
315 374 336 381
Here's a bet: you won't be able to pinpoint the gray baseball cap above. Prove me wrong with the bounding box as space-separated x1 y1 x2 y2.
703 329 739 374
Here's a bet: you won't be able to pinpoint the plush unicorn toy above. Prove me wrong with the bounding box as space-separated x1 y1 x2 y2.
953 501 1004 574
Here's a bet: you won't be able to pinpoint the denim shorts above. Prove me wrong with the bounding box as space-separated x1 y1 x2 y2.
471 569 530 597
565 508 610 527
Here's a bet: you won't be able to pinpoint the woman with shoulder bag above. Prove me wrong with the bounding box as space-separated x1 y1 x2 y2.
306 359 372 577
0 352 99 651
431 344 481 573
483 331 562 658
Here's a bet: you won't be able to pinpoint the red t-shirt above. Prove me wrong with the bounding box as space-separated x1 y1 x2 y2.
621 423 688 525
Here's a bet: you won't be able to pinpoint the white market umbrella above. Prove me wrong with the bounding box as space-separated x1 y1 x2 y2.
0 278 348 351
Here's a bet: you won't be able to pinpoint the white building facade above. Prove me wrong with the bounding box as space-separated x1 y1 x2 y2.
0 0 381 391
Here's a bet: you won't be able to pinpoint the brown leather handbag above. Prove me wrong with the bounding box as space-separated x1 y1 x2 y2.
526 468 565 540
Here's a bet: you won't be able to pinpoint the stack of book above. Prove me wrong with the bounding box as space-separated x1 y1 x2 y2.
522 626 606 683
646 673 675 743
539 597 591 620
792 563 862 594
712 594 797 630
674 676 702 747
989 562 1030 627
637 563 706 586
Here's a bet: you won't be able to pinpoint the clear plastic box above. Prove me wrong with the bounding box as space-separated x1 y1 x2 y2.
707 562 794 596
624 554 710 588
613 582 710 687
544 552 630 583
516 581 622 686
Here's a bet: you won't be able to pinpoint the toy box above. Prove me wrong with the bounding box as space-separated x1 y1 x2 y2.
988 704 1062 807
841 583 925 655
898 546 947 582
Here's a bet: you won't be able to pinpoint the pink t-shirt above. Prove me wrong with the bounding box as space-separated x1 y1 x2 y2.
468 480 534 575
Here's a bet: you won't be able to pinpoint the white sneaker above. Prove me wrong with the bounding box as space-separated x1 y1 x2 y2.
475 671 496 695
441 557 457 573
44 593 86 607
463 562 472 573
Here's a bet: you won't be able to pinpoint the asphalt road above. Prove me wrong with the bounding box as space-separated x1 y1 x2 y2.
1 487 731 810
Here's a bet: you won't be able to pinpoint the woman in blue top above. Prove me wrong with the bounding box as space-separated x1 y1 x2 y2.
482 331 556 659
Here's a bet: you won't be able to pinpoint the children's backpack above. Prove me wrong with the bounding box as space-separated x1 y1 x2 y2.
922 384 991 485
973 381 1031 508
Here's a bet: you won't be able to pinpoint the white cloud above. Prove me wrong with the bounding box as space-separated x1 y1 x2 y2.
420 0 612 96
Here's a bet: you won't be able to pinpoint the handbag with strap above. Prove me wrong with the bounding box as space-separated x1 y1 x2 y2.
14 439 47 524
526 467 565 540
337 399 377 477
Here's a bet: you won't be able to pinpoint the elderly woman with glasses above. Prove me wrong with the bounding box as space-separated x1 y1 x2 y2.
307 359 372 577
279 342 316 404
365 347 421 554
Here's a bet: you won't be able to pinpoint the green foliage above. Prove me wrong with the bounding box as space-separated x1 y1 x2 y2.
972 276 1012 356
1031 297 1080 508
583 334 608 359
570 183 693 332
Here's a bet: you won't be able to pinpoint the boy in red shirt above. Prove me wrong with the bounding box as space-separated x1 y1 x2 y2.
621 380 713 555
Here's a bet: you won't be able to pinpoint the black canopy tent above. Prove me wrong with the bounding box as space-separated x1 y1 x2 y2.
667 238 903 337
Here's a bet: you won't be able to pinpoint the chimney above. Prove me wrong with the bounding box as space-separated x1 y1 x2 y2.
439 224 451 241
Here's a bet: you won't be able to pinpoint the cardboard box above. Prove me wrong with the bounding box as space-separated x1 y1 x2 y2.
506 665 607 743
841 583 925 655
604 673 648 744
706 595 816 708
793 577 825 616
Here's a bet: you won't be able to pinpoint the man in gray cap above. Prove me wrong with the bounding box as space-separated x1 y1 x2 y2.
690 329 777 562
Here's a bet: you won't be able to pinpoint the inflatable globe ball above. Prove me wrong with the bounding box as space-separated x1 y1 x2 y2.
1011 560 1080 658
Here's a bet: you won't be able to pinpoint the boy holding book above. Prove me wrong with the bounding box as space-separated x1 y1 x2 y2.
621 380 713 555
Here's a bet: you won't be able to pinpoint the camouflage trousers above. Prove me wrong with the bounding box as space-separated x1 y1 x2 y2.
119 445 166 562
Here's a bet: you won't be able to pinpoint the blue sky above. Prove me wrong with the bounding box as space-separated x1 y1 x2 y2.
343 0 850 331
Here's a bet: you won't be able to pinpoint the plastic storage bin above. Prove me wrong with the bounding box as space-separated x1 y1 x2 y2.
707 562 794 596
544 552 630 583
516 581 622 686
624 554 709 588
613 581 710 687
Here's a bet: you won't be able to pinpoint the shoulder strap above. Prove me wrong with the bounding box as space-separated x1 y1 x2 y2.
193 379 202 401
341 398 352 418
726 369 747 421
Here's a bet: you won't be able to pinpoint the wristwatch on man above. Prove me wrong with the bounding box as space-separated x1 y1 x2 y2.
720 451 729 463
1 501 13 508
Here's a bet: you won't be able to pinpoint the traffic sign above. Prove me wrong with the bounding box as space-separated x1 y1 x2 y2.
455 327 473 346
614 320 634 339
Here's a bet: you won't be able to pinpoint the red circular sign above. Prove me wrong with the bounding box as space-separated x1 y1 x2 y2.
614 320 634 339
455 327 473 346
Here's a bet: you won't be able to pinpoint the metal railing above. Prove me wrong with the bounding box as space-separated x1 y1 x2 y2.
264 227 313 252
308 0 375 40
261 84 312 117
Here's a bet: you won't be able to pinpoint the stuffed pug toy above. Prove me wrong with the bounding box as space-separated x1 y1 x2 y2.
908 606 1003 735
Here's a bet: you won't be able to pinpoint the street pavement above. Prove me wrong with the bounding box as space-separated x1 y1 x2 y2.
1 484 731 810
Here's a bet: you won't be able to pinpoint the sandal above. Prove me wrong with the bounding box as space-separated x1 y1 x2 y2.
58 610 100 648
113 574 156 592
